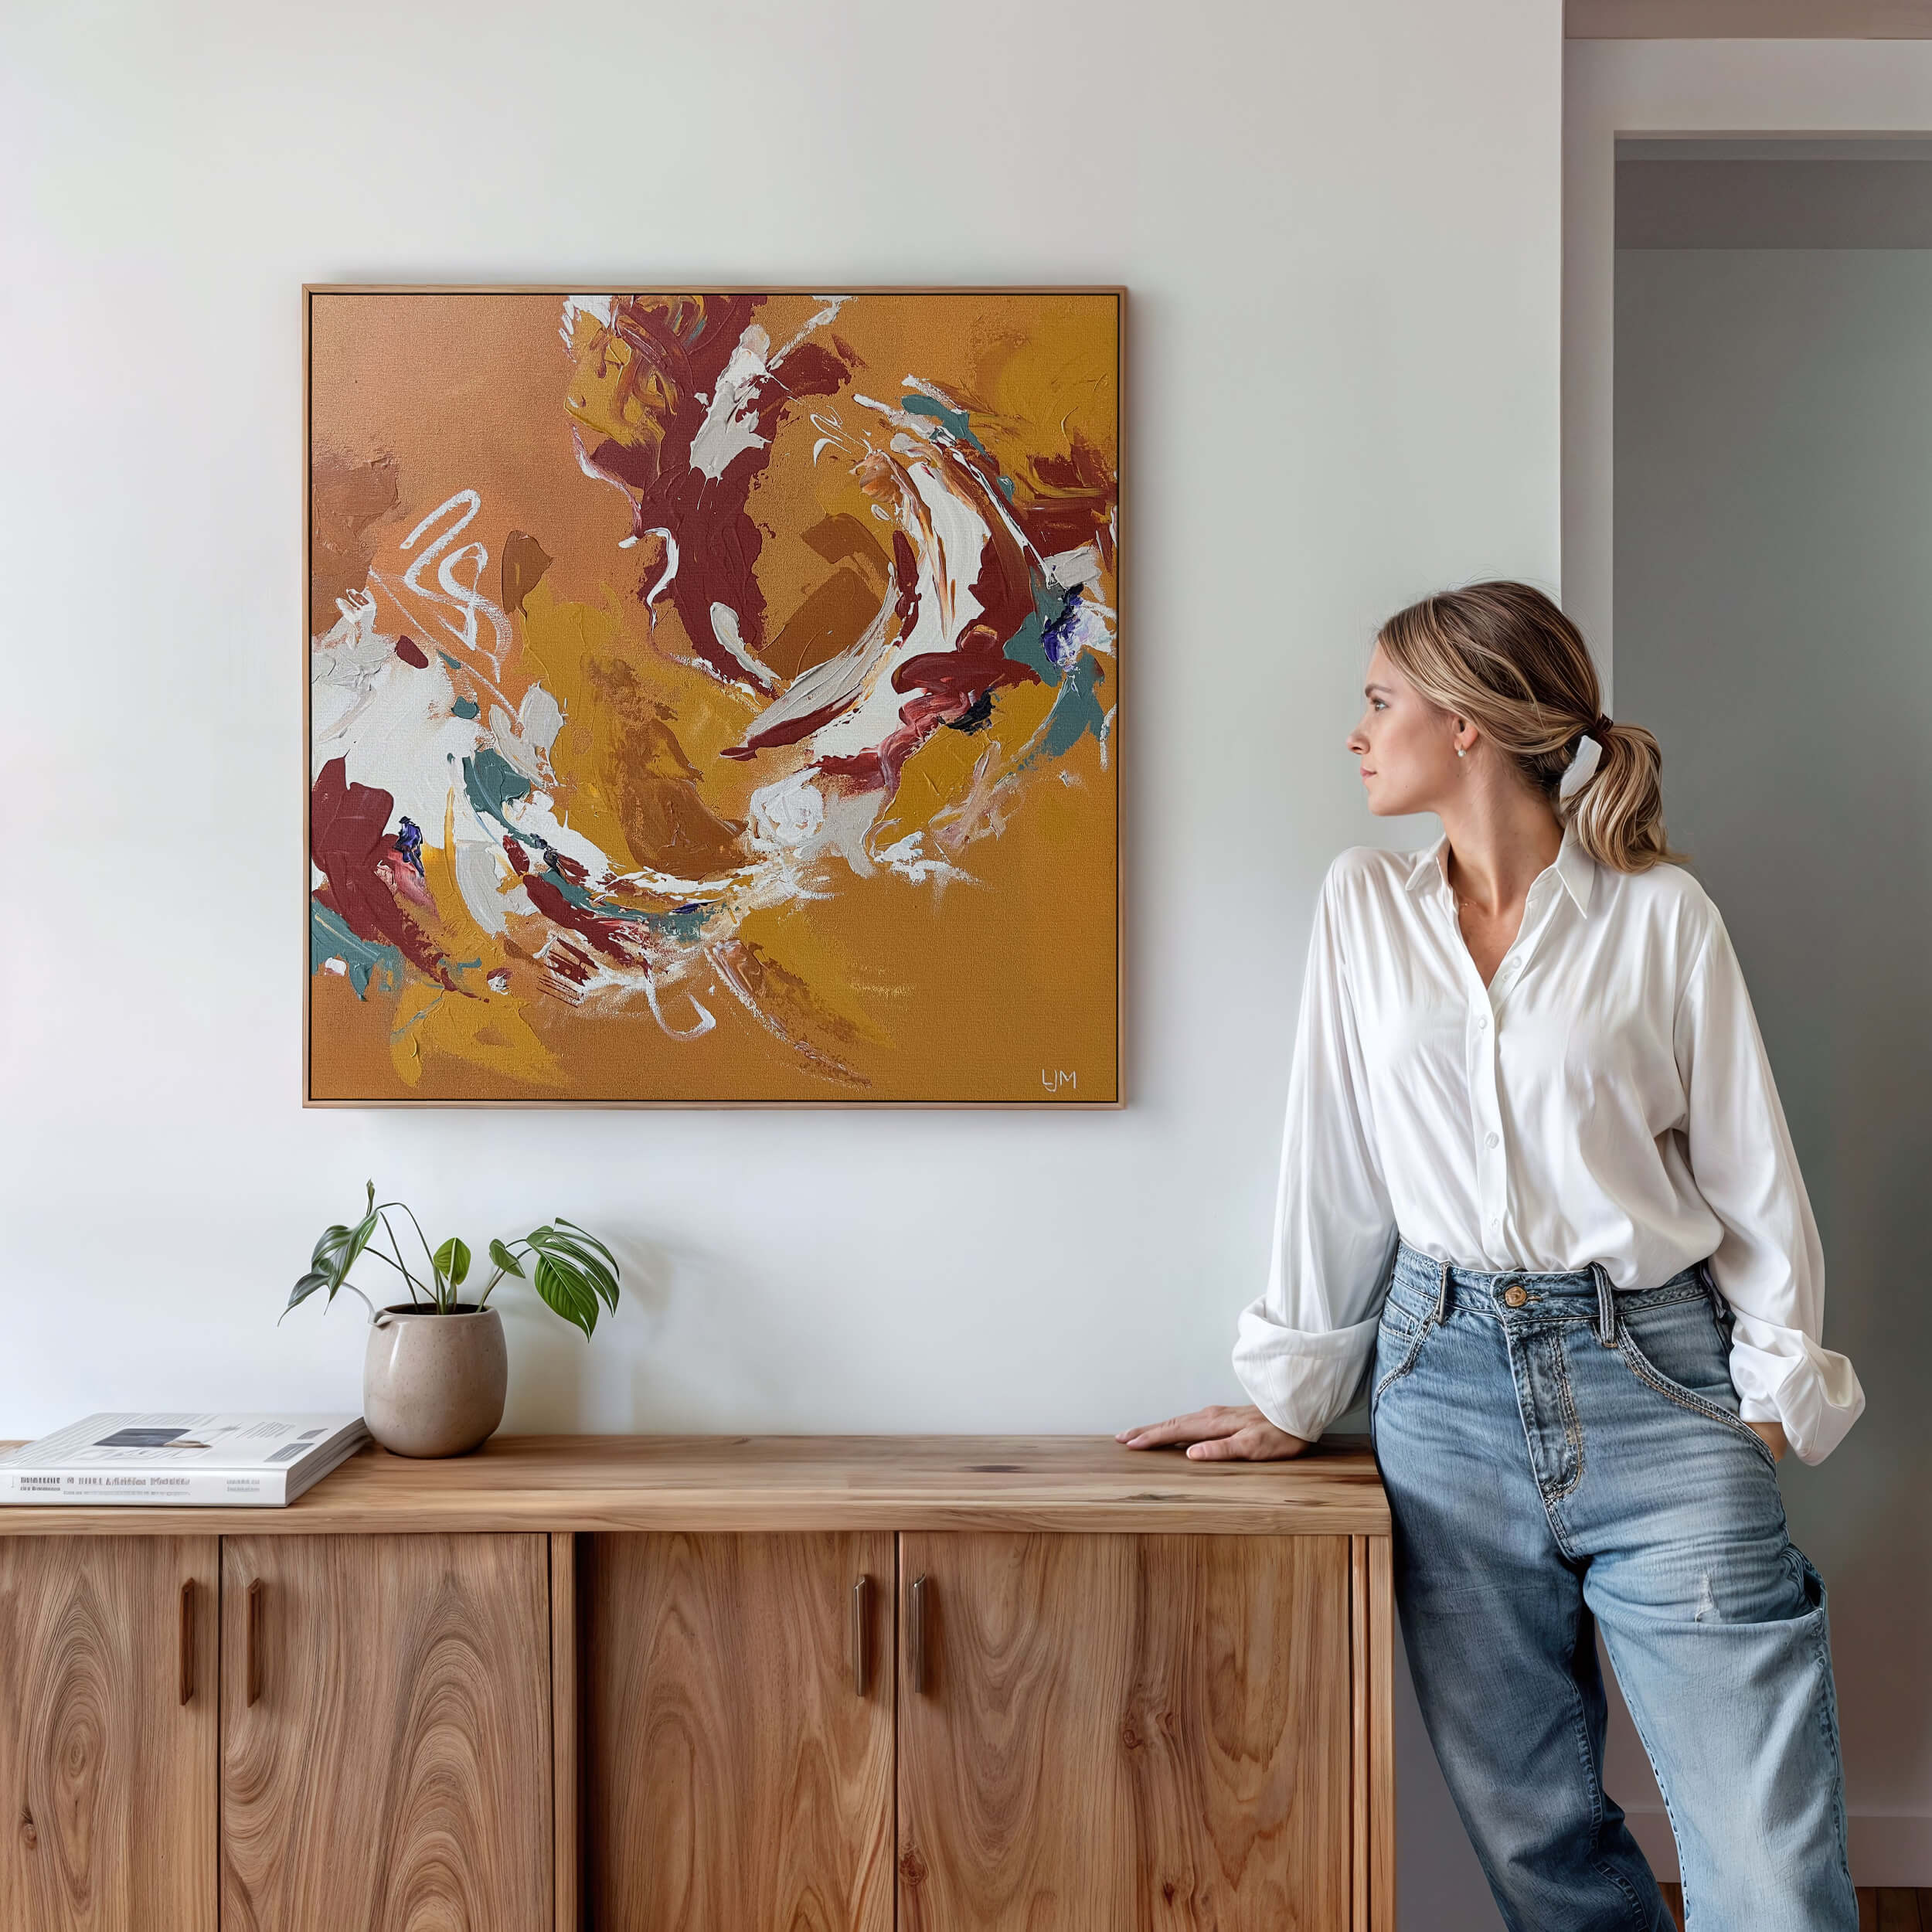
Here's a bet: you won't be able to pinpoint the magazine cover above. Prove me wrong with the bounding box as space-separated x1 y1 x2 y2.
0 1413 369 1506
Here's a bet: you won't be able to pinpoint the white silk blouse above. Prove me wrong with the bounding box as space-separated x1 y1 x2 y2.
1230 819 1865 1464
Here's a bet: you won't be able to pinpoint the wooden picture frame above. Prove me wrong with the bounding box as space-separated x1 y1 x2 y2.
304 284 1125 1107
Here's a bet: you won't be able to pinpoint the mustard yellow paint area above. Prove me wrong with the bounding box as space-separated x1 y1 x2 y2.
516 577 762 869
562 306 674 454
796 729 1117 1101
387 980 565 1093
869 676 1061 849
509 580 641 864
971 298 1119 481
732 903 897 1052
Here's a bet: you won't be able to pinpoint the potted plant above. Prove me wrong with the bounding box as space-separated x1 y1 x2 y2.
287 1182 621 1458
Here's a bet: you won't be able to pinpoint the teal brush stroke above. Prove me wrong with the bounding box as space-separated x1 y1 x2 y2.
541 866 724 940
452 696 480 719
901 393 988 455
462 748 532 837
310 901 404 998
1002 576 1069 685
1023 651 1110 768
464 749 723 940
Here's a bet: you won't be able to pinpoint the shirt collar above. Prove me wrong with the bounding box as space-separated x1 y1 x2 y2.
1403 818 1597 917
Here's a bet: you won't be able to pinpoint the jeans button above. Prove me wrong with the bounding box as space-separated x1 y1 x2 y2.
1501 1283 1528 1308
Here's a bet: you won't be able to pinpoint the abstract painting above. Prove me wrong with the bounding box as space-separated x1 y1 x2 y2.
306 287 1121 1104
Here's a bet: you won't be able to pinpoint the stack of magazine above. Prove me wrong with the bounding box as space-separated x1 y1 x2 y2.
0 1413 369 1507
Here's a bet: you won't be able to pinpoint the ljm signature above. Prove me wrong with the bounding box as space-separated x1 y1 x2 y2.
1041 1069 1077 1094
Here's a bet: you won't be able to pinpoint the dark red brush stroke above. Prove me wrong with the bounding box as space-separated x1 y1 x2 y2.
812 444 1043 792
719 693 862 762
719 527 927 763
1017 431 1117 568
310 757 454 986
522 874 643 963
583 295 849 685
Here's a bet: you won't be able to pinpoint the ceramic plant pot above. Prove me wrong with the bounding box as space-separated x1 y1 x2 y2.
362 1304 508 1458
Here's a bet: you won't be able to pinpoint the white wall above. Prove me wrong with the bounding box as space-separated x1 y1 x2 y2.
1 4 1560 1924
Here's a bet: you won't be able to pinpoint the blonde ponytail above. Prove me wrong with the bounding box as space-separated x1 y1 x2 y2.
1565 716 1683 872
1376 581 1691 873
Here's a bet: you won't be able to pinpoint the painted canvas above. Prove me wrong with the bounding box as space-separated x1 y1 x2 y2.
306 287 1121 1104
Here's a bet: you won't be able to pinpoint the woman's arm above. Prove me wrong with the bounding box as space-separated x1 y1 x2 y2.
1124 857 1397 1458
1675 902 1865 1464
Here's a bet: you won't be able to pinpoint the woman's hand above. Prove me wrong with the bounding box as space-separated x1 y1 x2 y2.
1746 1418 1788 1463
1115 1403 1313 1461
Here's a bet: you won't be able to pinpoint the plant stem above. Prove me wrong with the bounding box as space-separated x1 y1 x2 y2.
386 1202 444 1308
379 1214 427 1304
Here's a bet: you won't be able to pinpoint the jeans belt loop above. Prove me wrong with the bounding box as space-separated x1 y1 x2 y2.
1435 1255 1452 1324
1699 1255 1727 1325
1593 1260 1619 1348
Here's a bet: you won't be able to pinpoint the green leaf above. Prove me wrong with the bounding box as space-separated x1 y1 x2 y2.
532 1254 598 1338
304 1185 381 1310
553 1222 621 1309
281 1270 332 1321
555 1216 618 1270
488 1238 525 1279
526 1224 619 1313
433 1237 471 1289
331 1208 380 1303
309 1223 351 1272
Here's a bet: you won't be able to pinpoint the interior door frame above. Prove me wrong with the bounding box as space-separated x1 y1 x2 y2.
1560 35 1932 1888
1561 36 1932 679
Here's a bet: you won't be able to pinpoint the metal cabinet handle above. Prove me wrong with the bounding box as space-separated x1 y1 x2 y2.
851 1574 869 1696
245 1578 264 1706
910 1573 929 1694
178 1579 196 1706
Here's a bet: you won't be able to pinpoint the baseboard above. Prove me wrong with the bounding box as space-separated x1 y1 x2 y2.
1625 1805 1932 1886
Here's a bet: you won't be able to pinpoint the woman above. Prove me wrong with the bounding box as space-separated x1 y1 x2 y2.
1118 582 1865 1931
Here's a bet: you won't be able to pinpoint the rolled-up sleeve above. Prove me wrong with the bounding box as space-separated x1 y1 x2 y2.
1232 860 1400 1442
1675 907 1865 1464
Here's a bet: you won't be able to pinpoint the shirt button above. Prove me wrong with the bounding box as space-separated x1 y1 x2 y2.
1477 1016 1489 1030
1485 1131 1499 1148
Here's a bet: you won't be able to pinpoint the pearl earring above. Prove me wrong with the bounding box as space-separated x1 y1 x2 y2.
1456 745 1466 759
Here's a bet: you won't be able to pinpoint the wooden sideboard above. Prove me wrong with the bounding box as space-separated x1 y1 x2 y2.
0 1434 1393 1930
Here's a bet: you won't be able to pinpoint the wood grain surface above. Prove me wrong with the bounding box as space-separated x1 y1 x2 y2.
0 1436 1388 1539
0 1536 217 1932
583 1531 895 1931
550 1533 579 1932
219 1533 550 1932
896 1532 1353 1930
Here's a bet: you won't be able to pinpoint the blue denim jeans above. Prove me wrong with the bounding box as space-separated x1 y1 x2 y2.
1369 1236 1855 1931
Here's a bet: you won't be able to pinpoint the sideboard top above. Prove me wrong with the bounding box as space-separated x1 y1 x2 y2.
0 1434 1388 1537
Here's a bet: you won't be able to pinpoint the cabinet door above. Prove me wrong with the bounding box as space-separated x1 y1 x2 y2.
0 1536 218 1932
583 1532 895 1930
896 1533 1353 1931
220 1533 549 1932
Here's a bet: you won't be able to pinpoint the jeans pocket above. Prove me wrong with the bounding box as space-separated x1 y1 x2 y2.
1371 1308 1436 1409
1614 1298 1779 1471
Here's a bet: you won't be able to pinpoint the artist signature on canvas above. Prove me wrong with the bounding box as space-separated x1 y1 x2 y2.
1042 1069 1077 1094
